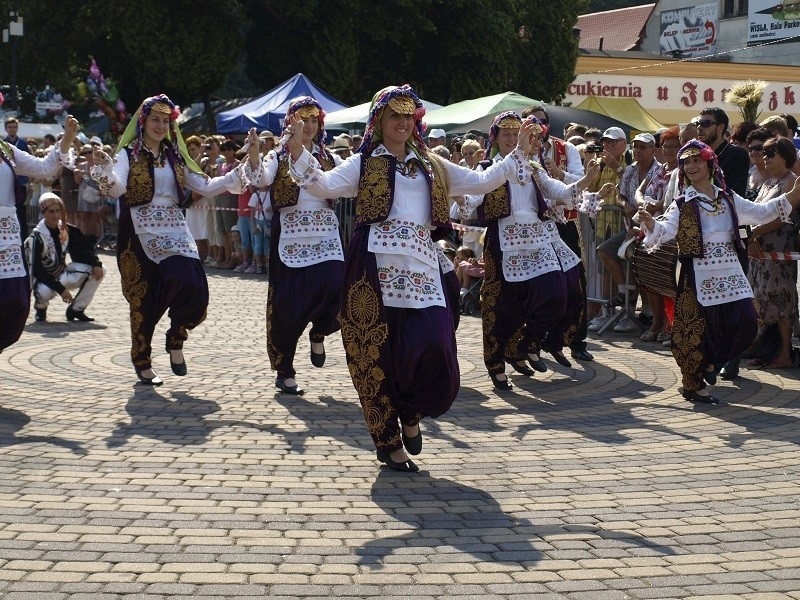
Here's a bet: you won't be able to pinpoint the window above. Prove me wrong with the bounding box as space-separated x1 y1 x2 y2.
723 0 748 17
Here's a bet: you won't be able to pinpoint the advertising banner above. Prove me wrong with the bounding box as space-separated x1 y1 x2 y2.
659 3 718 56
748 0 800 44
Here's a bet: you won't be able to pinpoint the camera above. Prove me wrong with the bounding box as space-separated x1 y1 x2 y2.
586 144 604 153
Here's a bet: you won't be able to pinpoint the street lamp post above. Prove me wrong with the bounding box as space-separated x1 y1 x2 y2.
2 3 24 112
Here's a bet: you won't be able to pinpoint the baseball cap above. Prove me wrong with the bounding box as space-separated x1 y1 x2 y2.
631 133 656 146
600 127 626 141
428 128 446 139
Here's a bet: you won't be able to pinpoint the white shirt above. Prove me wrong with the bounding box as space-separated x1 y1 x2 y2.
93 149 251 263
1 144 72 280
462 155 584 282
642 184 794 306
259 147 343 268
291 144 529 308
541 138 584 184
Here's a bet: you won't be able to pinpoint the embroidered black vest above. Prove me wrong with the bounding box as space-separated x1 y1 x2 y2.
124 146 187 207
271 150 335 212
354 154 449 228
674 193 744 259
477 162 546 226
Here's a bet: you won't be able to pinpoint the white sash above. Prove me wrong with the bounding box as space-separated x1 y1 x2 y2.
0 206 25 280
278 207 343 267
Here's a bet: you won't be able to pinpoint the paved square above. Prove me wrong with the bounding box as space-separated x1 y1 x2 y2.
2 254 799 599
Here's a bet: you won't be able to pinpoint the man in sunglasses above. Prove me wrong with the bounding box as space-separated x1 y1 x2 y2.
694 108 749 196
694 107 752 381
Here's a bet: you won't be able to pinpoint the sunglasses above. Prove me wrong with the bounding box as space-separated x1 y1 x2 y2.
462 151 476 157
80 151 92 156
748 145 764 154
763 147 779 158
694 119 717 129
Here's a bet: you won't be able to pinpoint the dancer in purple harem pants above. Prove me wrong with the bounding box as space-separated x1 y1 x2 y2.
458 112 600 391
286 85 538 472
91 94 262 386
0 116 79 353
260 97 345 397
638 139 800 404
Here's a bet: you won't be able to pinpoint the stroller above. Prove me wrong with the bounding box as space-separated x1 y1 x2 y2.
459 276 483 315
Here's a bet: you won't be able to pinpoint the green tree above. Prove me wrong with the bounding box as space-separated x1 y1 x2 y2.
0 0 243 130
585 0 653 13
511 0 590 103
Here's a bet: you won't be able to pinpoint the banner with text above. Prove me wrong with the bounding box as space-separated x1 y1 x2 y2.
659 3 718 57
748 0 800 44
565 75 800 120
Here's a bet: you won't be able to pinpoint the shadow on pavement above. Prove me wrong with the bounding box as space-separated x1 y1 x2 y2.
672 379 800 448
357 469 677 568
105 388 223 448
0 405 86 455
272 393 371 453
430 360 695 446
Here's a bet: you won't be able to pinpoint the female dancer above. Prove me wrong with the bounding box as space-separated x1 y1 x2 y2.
1 116 79 353
638 140 800 403
92 94 261 385
286 85 537 472
457 112 601 389
262 96 344 396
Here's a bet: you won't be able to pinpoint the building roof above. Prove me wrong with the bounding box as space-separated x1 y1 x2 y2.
577 4 655 52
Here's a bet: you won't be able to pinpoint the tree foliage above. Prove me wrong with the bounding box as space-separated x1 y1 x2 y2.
511 0 590 103
0 0 590 123
585 0 653 13
0 0 243 117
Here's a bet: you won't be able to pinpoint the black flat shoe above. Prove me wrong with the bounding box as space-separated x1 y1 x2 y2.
66 306 94 322
166 346 187 376
401 426 423 455
276 378 305 395
527 355 548 373
376 450 419 472
310 339 326 368
35 308 47 322
507 360 534 376
571 349 594 361
719 367 739 380
136 371 163 386
489 373 513 390
703 369 717 386
682 389 719 404
551 351 572 368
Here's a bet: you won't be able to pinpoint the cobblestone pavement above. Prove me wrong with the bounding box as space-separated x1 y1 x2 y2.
2 252 800 600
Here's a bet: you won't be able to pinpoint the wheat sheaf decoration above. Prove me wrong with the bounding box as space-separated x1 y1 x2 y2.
723 80 769 124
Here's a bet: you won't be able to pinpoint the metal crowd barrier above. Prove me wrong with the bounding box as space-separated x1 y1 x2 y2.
579 204 643 336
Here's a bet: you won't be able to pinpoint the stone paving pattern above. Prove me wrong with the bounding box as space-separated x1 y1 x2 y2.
2 252 800 600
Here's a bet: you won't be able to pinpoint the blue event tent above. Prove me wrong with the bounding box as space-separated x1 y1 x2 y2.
215 73 349 134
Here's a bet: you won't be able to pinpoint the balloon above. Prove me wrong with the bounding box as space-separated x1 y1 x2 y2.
89 58 101 80
99 81 108 95
115 99 125 113
77 82 88 99
117 111 127 123
104 80 119 103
